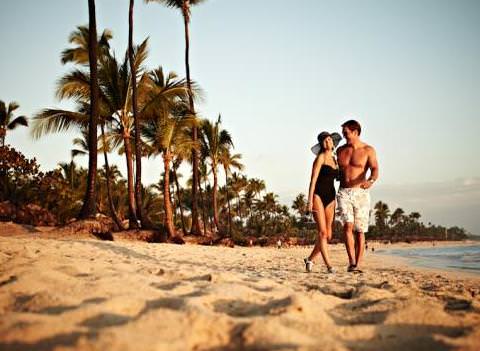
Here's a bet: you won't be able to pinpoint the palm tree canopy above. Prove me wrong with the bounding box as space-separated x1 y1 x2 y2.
145 0 206 23
200 115 233 166
0 100 28 129
61 25 112 65
219 149 243 174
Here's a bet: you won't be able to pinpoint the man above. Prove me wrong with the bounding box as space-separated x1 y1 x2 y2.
336 120 378 272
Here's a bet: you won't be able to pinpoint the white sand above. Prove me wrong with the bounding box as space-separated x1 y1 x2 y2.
1 223 479 351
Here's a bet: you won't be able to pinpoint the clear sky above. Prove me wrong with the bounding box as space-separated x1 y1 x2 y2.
1 0 479 234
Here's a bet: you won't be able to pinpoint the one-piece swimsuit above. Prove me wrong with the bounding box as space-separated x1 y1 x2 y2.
314 164 338 206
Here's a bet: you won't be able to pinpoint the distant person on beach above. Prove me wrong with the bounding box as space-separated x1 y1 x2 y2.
304 131 342 274
336 120 378 273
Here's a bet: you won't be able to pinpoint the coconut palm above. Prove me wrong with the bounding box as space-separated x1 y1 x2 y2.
80 0 101 219
145 0 207 235
292 193 307 219
142 106 197 238
128 0 144 225
218 148 243 235
171 159 187 235
248 178 266 200
61 25 112 65
142 67 197 238
374 201 390 229
0 101 28 147
389 207 405 227
200 115 233 232
32 33 150 228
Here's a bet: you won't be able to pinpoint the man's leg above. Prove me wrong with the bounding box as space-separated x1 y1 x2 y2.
344 222 356 267
355 231 365 268
353 189 370 270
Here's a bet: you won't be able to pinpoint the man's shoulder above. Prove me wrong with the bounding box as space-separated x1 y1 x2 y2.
362 143 376 154
337 144 349 153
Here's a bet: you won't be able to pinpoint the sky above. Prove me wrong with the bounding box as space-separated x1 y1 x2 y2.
1 0 479 234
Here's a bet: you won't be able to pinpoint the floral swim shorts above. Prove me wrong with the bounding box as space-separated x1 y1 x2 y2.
336 187 371 233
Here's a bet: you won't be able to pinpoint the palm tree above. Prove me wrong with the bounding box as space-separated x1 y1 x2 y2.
0 101 28 147
32 31 150 228
218 148 243 235
68 126 124 229
142 106 197 238
79 0 100 219
292 193 307 219
374 201 390 229
142 67 196 238
60 25 112 65
409 211 421 223
171 159 187 235
200 115 233 232
248 178 266 200
145 0 207 235
389 207 405 227
128 0 144 225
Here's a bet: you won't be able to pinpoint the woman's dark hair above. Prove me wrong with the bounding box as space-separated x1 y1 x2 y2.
341 120 361 135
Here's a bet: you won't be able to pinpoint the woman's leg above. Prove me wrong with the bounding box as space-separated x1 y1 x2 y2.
308 195 332 268
325 202 336 241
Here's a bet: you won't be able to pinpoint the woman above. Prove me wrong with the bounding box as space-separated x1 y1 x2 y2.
304 131 342 273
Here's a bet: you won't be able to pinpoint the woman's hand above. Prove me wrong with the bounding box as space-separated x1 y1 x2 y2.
307 201 313 214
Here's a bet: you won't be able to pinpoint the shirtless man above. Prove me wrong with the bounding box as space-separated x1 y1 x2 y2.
336 120 379 272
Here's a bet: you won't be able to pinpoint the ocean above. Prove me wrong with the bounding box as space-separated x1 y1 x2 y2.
377 244 480 275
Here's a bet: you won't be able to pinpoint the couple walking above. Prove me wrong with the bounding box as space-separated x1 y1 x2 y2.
305 119 379 273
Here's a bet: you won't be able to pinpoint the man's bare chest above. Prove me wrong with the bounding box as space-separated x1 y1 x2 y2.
338 150 368 168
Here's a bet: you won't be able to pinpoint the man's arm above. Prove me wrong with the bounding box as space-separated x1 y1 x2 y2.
361 146 378 189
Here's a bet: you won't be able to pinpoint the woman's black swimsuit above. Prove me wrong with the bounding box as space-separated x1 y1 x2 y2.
314 164 339 206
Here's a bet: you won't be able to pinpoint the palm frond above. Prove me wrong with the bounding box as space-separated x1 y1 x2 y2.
62 26 113 65
56 69 91 101
7 116 28 130
71 149 87 158
31 109 88 139
7 102 20 114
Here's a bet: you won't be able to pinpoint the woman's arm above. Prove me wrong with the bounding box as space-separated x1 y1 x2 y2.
307 153 324 212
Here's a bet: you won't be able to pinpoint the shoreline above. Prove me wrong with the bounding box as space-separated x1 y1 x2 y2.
1 227 480 350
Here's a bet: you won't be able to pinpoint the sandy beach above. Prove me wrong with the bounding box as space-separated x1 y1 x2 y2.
1 223 479 351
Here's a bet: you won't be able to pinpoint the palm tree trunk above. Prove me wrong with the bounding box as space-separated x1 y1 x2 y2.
128 0 143 226
162 151 175 238
70 159 74 190
79 0 99 219
123 133 139 228
212 164 220 232
224 169 232 236
182 8 201 236
101 124 124 230
173 167 187 236
198 177 207 235
0 128 5 147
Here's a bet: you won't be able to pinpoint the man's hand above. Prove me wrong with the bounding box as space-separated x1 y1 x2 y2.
361 179 374 189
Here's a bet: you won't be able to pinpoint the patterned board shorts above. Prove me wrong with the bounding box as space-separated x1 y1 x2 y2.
336 187 371 233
